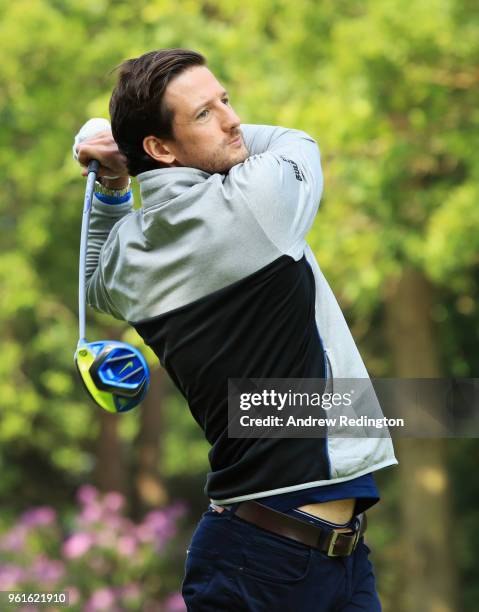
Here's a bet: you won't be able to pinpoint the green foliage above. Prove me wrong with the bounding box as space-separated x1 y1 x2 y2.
162 393 209 478
1 1 478 609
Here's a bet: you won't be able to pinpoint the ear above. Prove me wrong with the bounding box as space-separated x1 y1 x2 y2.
143 135 176 165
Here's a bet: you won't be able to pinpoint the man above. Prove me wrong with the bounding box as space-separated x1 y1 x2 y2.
75 48 398 611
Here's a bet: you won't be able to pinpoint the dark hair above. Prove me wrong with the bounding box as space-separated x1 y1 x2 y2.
109 49 206 176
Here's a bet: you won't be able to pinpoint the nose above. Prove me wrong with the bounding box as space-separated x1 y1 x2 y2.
221 104 241 132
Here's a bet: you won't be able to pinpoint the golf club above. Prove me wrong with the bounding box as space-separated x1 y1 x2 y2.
74 149 149 412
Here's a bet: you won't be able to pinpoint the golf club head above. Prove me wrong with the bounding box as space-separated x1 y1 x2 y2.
74 340 150 413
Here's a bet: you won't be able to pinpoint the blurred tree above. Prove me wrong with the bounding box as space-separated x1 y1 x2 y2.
130 365 168 518
296 2 478 610
385 270 456 610
0 0 143 511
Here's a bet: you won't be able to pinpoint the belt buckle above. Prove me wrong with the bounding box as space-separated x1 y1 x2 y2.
327 528 360 557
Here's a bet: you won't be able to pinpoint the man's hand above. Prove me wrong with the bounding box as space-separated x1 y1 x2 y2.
73 118 130 189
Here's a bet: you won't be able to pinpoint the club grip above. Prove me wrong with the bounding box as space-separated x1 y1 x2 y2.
88 159 100 174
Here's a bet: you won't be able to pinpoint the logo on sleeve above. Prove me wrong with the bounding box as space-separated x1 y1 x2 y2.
280 156 305 182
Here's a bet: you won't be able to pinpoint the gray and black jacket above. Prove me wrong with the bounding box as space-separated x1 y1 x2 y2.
85 124 398 504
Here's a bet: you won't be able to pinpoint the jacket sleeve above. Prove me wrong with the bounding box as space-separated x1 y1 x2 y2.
229 124 323 255
85 195 134 320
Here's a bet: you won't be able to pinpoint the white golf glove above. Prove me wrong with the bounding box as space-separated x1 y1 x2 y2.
73 117 119 179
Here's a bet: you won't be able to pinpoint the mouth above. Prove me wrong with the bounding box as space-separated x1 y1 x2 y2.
229 135 242 147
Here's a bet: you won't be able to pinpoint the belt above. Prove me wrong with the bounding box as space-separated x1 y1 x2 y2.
233 501 367 557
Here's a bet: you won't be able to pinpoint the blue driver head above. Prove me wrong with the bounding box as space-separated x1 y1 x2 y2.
75 340 150 413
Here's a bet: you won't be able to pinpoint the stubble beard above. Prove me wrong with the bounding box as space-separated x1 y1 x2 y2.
195 140 249 175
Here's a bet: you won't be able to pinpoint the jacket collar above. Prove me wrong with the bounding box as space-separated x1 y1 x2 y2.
137 167 211 210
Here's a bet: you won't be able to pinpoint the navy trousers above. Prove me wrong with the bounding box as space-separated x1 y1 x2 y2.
181 508 382 611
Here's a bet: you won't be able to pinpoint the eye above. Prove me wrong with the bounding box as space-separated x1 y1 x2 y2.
196 97 230 120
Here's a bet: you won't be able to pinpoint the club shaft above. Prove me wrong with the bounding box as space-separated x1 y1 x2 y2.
78 160 100 345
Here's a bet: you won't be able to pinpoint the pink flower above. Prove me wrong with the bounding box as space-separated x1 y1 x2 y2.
62 532 93 558
166 501 187 521
144 510 169 527
84 587 119 612
138 510 178 550
31 556 64 585
118 517 136 535
163 592 186 611
0 525 28 552
103 492 124 513
20 506 57 527
0 564 25 589
77 484 98 505
65 586 80 605
117 535 137 556
79 502 103 523
99 514 124 531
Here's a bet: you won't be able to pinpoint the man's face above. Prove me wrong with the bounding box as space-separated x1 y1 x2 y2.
161 66 249 174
